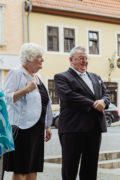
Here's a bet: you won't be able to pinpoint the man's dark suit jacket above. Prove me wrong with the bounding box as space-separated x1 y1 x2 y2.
54 68 110 134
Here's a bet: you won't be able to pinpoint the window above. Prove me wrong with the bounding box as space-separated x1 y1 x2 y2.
46 24 77 53
64 28 75 52
117 34 120 56
47 26 59 51
88 31 99 54
48 80 59 104
0 5 5 46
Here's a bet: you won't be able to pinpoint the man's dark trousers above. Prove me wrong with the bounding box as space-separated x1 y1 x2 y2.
59 131 101 180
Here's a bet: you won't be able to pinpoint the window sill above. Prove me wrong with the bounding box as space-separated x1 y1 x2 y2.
88 54 102 58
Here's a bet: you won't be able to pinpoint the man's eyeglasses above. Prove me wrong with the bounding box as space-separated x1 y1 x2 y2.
73 56 87 61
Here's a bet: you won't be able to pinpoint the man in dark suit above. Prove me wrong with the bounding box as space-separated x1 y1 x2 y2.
54 46 110 180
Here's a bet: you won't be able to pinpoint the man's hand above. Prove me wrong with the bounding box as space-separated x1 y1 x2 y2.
93 99 106 113
44 128 52 142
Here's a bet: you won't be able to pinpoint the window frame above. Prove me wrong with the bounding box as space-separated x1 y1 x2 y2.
0 4 5 47
87 28 101 57
88 31 99 55
64 28 75 52
116 33 120 57
45 23 77 54
47 26 59 52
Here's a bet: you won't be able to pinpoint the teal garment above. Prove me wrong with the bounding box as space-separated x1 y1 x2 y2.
0 90 15 156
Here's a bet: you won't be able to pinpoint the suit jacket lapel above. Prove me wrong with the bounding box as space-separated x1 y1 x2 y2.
68 68 95 98
87 72 100 99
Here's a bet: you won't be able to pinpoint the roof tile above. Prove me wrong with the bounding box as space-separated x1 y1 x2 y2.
30 0 120 18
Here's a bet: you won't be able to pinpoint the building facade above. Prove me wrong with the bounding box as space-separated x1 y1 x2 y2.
0 0 120 110
0 0 24 88
25 0 120 110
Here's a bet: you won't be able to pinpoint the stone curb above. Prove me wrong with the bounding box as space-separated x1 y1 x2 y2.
111 120 120 127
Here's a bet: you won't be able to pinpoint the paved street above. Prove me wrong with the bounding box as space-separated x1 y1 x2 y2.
1 125 120 179
100 126 120 151
45 126 120 157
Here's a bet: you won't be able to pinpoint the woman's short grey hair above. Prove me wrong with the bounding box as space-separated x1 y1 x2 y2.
20 43 45 65
70 46 86 57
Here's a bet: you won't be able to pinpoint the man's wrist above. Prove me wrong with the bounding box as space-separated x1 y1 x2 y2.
102 99 106 108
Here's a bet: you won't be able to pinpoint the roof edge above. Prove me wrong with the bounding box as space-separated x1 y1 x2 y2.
26 5 120 24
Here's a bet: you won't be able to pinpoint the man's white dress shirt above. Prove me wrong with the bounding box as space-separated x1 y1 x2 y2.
70 67 94 94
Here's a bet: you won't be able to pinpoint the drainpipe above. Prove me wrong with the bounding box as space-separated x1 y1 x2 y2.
23 0 32 42
22 0 26 43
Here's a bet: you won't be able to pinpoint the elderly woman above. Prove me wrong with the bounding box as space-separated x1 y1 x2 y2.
3 43 53 180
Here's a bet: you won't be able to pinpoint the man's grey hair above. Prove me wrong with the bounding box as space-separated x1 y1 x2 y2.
70 46 86 57
20 43 45 65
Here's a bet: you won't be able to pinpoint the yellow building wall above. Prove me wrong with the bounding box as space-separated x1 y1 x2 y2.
0 0 23 54
28 13 120 82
